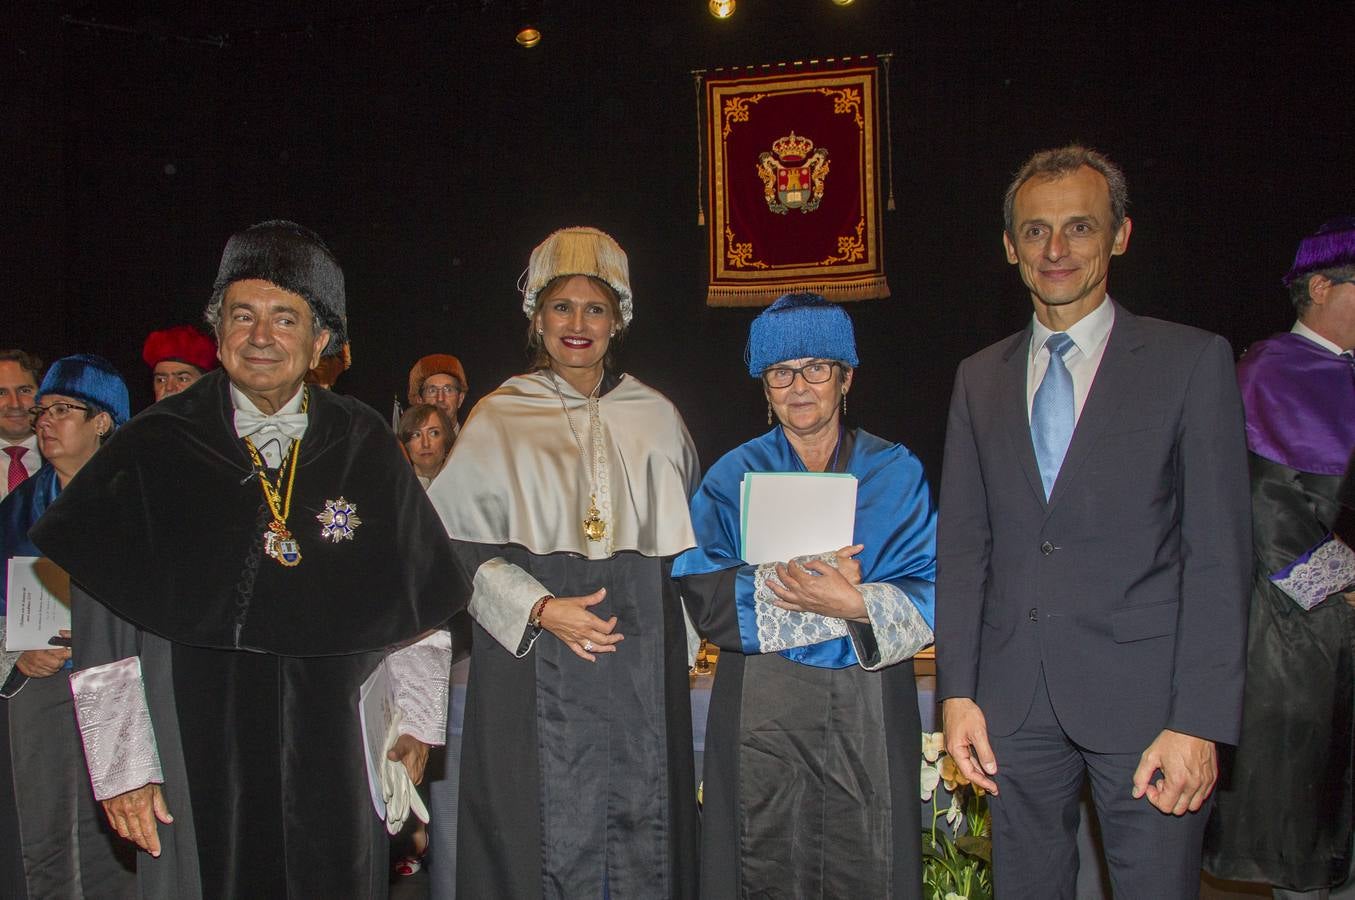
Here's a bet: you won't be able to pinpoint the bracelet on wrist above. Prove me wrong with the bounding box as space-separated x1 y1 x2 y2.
528 595 555 629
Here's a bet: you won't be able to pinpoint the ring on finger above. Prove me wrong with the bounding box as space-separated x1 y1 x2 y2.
583 640 593 652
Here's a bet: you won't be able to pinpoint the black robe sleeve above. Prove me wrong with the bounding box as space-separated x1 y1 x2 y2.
678 569 744 651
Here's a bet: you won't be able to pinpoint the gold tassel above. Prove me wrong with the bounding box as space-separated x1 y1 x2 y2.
880 53 897 213
694 71 706 228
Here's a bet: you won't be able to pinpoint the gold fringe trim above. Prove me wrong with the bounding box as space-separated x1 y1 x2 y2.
706 276 890 307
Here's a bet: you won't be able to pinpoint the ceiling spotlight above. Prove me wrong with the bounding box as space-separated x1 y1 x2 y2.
832 0 855 5
709 0 735 18
514 0 543 47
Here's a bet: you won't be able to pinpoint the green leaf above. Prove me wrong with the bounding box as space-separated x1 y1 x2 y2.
955 835 992 863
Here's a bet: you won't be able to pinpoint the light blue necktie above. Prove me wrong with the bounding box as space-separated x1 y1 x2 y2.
1031 332 1076 498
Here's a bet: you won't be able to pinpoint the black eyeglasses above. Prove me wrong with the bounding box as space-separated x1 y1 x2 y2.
29 402 90 422
762 361 840 389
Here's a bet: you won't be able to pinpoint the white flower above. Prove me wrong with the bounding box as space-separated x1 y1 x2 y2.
922 730 945 763
945 793 964 828
920 760 941 801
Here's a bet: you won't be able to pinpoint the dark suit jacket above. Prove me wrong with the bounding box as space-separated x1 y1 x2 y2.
935 302 1251 753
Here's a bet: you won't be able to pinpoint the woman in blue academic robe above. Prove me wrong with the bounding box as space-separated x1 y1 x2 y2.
674 294 935 900
0 355 134 899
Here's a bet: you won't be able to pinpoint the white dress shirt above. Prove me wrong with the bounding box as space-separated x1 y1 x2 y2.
0 434 41 502
1292 320 1348 356
229 384 307 469
1027 298 1117 423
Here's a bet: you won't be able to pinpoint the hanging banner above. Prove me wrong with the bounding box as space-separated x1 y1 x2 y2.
704 60 889 307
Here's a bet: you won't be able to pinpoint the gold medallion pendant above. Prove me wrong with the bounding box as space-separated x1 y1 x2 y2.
583 494 607 543
549 372 609 547
263 521 302 567
242 388 310 569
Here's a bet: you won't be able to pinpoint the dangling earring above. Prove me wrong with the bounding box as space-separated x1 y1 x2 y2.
767 402 774 426
841 389 847 417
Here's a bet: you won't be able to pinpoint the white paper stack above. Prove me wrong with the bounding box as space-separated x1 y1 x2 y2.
739 472 857 564
358 660 395 819
4 557 72 651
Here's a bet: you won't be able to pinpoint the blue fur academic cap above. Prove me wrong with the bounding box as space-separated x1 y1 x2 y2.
39 354 131 427
745 292 859 376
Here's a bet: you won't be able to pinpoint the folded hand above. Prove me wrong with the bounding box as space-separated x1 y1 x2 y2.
541 589 623 662
770 545 867 621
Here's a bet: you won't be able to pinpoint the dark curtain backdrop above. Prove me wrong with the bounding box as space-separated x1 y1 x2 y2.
3 1 1352 483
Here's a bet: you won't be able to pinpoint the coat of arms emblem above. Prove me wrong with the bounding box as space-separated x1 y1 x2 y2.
757 132 830 214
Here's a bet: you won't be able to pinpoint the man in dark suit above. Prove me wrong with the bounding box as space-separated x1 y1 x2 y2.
936 145 1251 898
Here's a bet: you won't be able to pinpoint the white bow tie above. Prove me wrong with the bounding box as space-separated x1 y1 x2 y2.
234 409 308 442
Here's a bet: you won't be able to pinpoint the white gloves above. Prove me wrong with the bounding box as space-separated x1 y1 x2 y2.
378 708 429 835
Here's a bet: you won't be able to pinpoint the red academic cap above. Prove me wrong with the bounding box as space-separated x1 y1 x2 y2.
142 325 218 372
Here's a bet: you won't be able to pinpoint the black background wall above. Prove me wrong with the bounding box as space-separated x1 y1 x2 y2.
4 1 1352 481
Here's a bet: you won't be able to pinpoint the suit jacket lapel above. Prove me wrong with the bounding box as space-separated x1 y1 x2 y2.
997 325 1048 506
1046 302 1148 509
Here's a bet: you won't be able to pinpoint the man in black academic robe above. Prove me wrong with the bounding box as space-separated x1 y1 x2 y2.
32 221 465 899
1204 217 1355 897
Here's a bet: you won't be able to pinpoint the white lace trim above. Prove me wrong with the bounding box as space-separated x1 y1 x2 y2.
587 392 614 557
68 656 163 801
853 582 934 671
1272 537 1355 611
387 631 452 745
751 558 849 652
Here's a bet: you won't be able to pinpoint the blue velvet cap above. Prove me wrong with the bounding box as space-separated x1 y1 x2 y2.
38 354 131 428
745 292 859 376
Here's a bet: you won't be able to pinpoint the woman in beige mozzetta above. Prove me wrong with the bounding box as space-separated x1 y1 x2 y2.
427 226 700 899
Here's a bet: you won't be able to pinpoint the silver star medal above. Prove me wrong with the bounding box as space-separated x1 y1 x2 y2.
317 497 362 542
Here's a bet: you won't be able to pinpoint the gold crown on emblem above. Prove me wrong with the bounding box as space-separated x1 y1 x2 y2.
771 132 815 163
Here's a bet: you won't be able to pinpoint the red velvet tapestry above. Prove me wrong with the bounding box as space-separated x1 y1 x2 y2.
705 61 889 307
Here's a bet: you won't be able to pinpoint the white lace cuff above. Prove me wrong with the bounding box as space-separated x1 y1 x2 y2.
852 583 934 671
1272 536 1355 611
388 631 452 745
469 557 550 657
750 560 849 653
69 656 163 801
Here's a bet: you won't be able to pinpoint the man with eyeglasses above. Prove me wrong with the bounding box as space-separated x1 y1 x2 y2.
1205 217 1355 899
408 354 468 436
0 350 43 502
31 221 466 898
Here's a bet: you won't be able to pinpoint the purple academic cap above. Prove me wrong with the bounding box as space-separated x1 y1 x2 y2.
1283 216 1355 286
